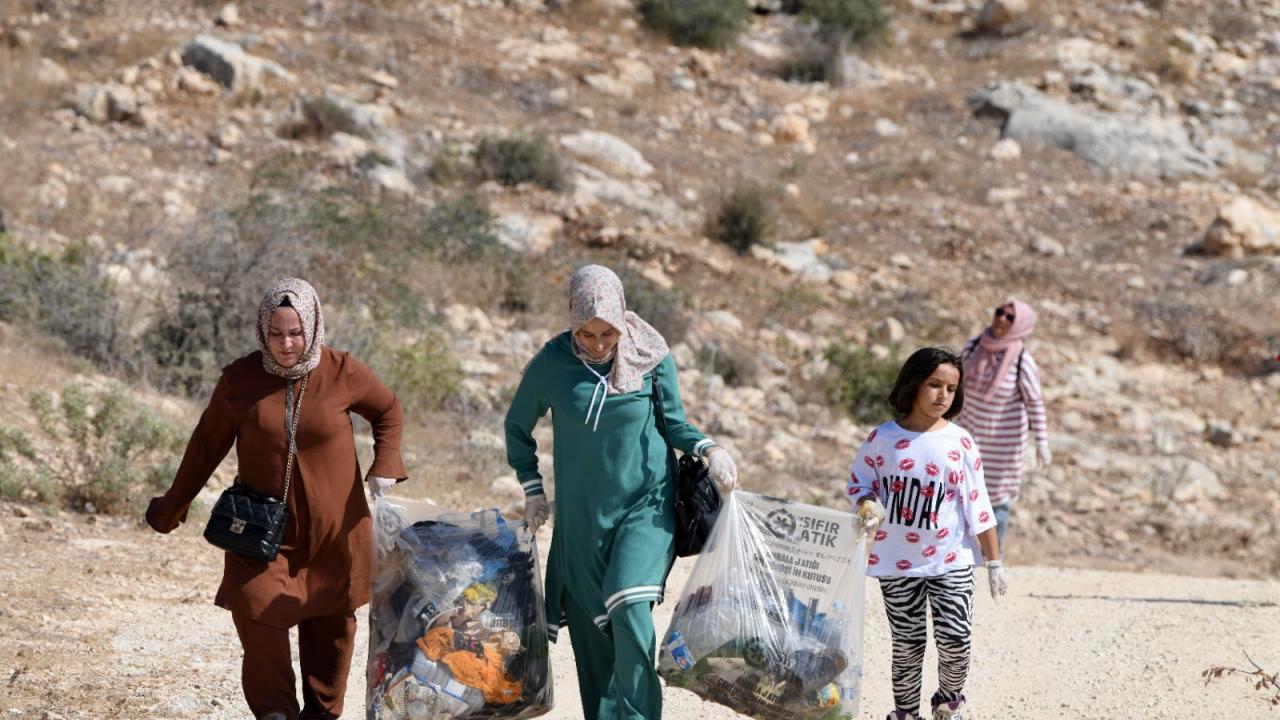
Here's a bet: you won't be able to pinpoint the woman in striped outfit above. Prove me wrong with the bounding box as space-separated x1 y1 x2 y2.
956 299 1050 551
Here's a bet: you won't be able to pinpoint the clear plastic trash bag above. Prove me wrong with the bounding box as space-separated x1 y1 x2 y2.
367 497 553 719
658 491 869 720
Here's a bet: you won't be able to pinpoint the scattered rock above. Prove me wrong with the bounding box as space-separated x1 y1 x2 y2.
365 69 399 89
495 212 562 255
181 35 294 96
703 310 744 334
871 318 906 344
1205 421 1243 448
176 67 220 94
1194 196 1280 257
771 114 812 146
614 58 655 87
74 83 138 123
210 123 244 149
970 82 1216 178
1168 458 1225 503
761 239 832 282
36 58 69 87
986 187 1026 204
974 0 1029 35
571 167 688 226
559 131 654 178
488 475 523 500
1030 234 1066 256
367 164 414 195
873 117 905 137
715 117 746 135
989 137 1022 161
215 3 243 28
582 73 633 99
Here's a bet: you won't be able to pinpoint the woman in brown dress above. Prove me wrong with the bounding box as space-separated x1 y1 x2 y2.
146 278 406 720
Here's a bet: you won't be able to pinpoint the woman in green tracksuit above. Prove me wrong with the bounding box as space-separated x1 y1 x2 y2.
504 264 738 720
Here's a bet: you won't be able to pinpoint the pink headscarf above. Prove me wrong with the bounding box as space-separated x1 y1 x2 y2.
966 298 1037 400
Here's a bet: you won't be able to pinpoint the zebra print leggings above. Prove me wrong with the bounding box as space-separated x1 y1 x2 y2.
878 566 974 715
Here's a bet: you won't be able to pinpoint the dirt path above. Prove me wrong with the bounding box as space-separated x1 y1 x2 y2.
2 506 1277 719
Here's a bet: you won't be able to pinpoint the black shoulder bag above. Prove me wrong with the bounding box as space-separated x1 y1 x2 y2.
651 367 722 557
203 374 308 562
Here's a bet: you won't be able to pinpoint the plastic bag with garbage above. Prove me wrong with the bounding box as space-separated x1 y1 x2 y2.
658 491 869 720
367 497 553 719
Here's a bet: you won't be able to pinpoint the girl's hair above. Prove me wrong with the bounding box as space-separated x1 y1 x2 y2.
887 347 966 419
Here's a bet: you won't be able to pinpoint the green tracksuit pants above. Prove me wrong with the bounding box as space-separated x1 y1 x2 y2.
565 593 661 720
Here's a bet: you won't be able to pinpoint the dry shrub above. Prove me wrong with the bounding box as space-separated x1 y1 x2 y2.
472 135 567 191
710 183 773 255
1136 31 1196 84
0 48 66 122
638 0 750 50
1209 9 1258 43
1134 300 1269 372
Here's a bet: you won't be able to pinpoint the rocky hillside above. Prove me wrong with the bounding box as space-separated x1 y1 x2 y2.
0 0 1277 577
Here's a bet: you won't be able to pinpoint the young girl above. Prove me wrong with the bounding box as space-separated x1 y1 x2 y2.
847 347 1009 720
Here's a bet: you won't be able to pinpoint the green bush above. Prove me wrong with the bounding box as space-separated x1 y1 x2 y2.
638 0 750 50
0 426 38 502
798 0 888 44
825 344 901 423
417 194 502 261
15 383 184 513
385 333 463 414
473 136 566 191
782 47 831 83
703 341 760 388
0 236 129 372
623 277 690 345
426 146 468 185
710 184 772 255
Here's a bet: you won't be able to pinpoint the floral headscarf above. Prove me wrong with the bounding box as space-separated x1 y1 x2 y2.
568 265 668 395
256 277 325 379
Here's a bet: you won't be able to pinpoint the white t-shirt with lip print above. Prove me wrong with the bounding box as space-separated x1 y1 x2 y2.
847 419 997 578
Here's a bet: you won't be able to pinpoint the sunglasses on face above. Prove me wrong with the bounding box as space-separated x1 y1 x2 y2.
994 307 1015 322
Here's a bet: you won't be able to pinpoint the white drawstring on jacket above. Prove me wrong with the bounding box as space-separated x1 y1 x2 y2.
580 361 609 432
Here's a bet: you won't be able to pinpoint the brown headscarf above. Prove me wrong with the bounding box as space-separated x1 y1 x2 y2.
568 265 668 395
257 277 325 379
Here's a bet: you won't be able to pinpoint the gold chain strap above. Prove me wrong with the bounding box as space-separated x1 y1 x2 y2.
281 375 308 503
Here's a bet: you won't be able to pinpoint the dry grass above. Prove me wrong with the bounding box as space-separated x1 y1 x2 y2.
0 47 67 123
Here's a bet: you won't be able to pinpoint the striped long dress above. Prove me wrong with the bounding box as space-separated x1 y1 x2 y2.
956 337 1049 505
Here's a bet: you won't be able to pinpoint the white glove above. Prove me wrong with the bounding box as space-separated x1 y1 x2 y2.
855 498 886 536
524 495 551 533
707 447 737 491
367 474 396 498
1036 444 1052 469
986 560 1009 601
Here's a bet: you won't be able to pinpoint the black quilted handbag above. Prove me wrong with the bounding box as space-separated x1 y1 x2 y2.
651 368 722 558
203 375 308 562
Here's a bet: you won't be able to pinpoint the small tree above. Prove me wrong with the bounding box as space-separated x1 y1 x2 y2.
797 0 888 87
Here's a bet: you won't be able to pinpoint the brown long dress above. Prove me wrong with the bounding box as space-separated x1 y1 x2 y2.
146 346 406 628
